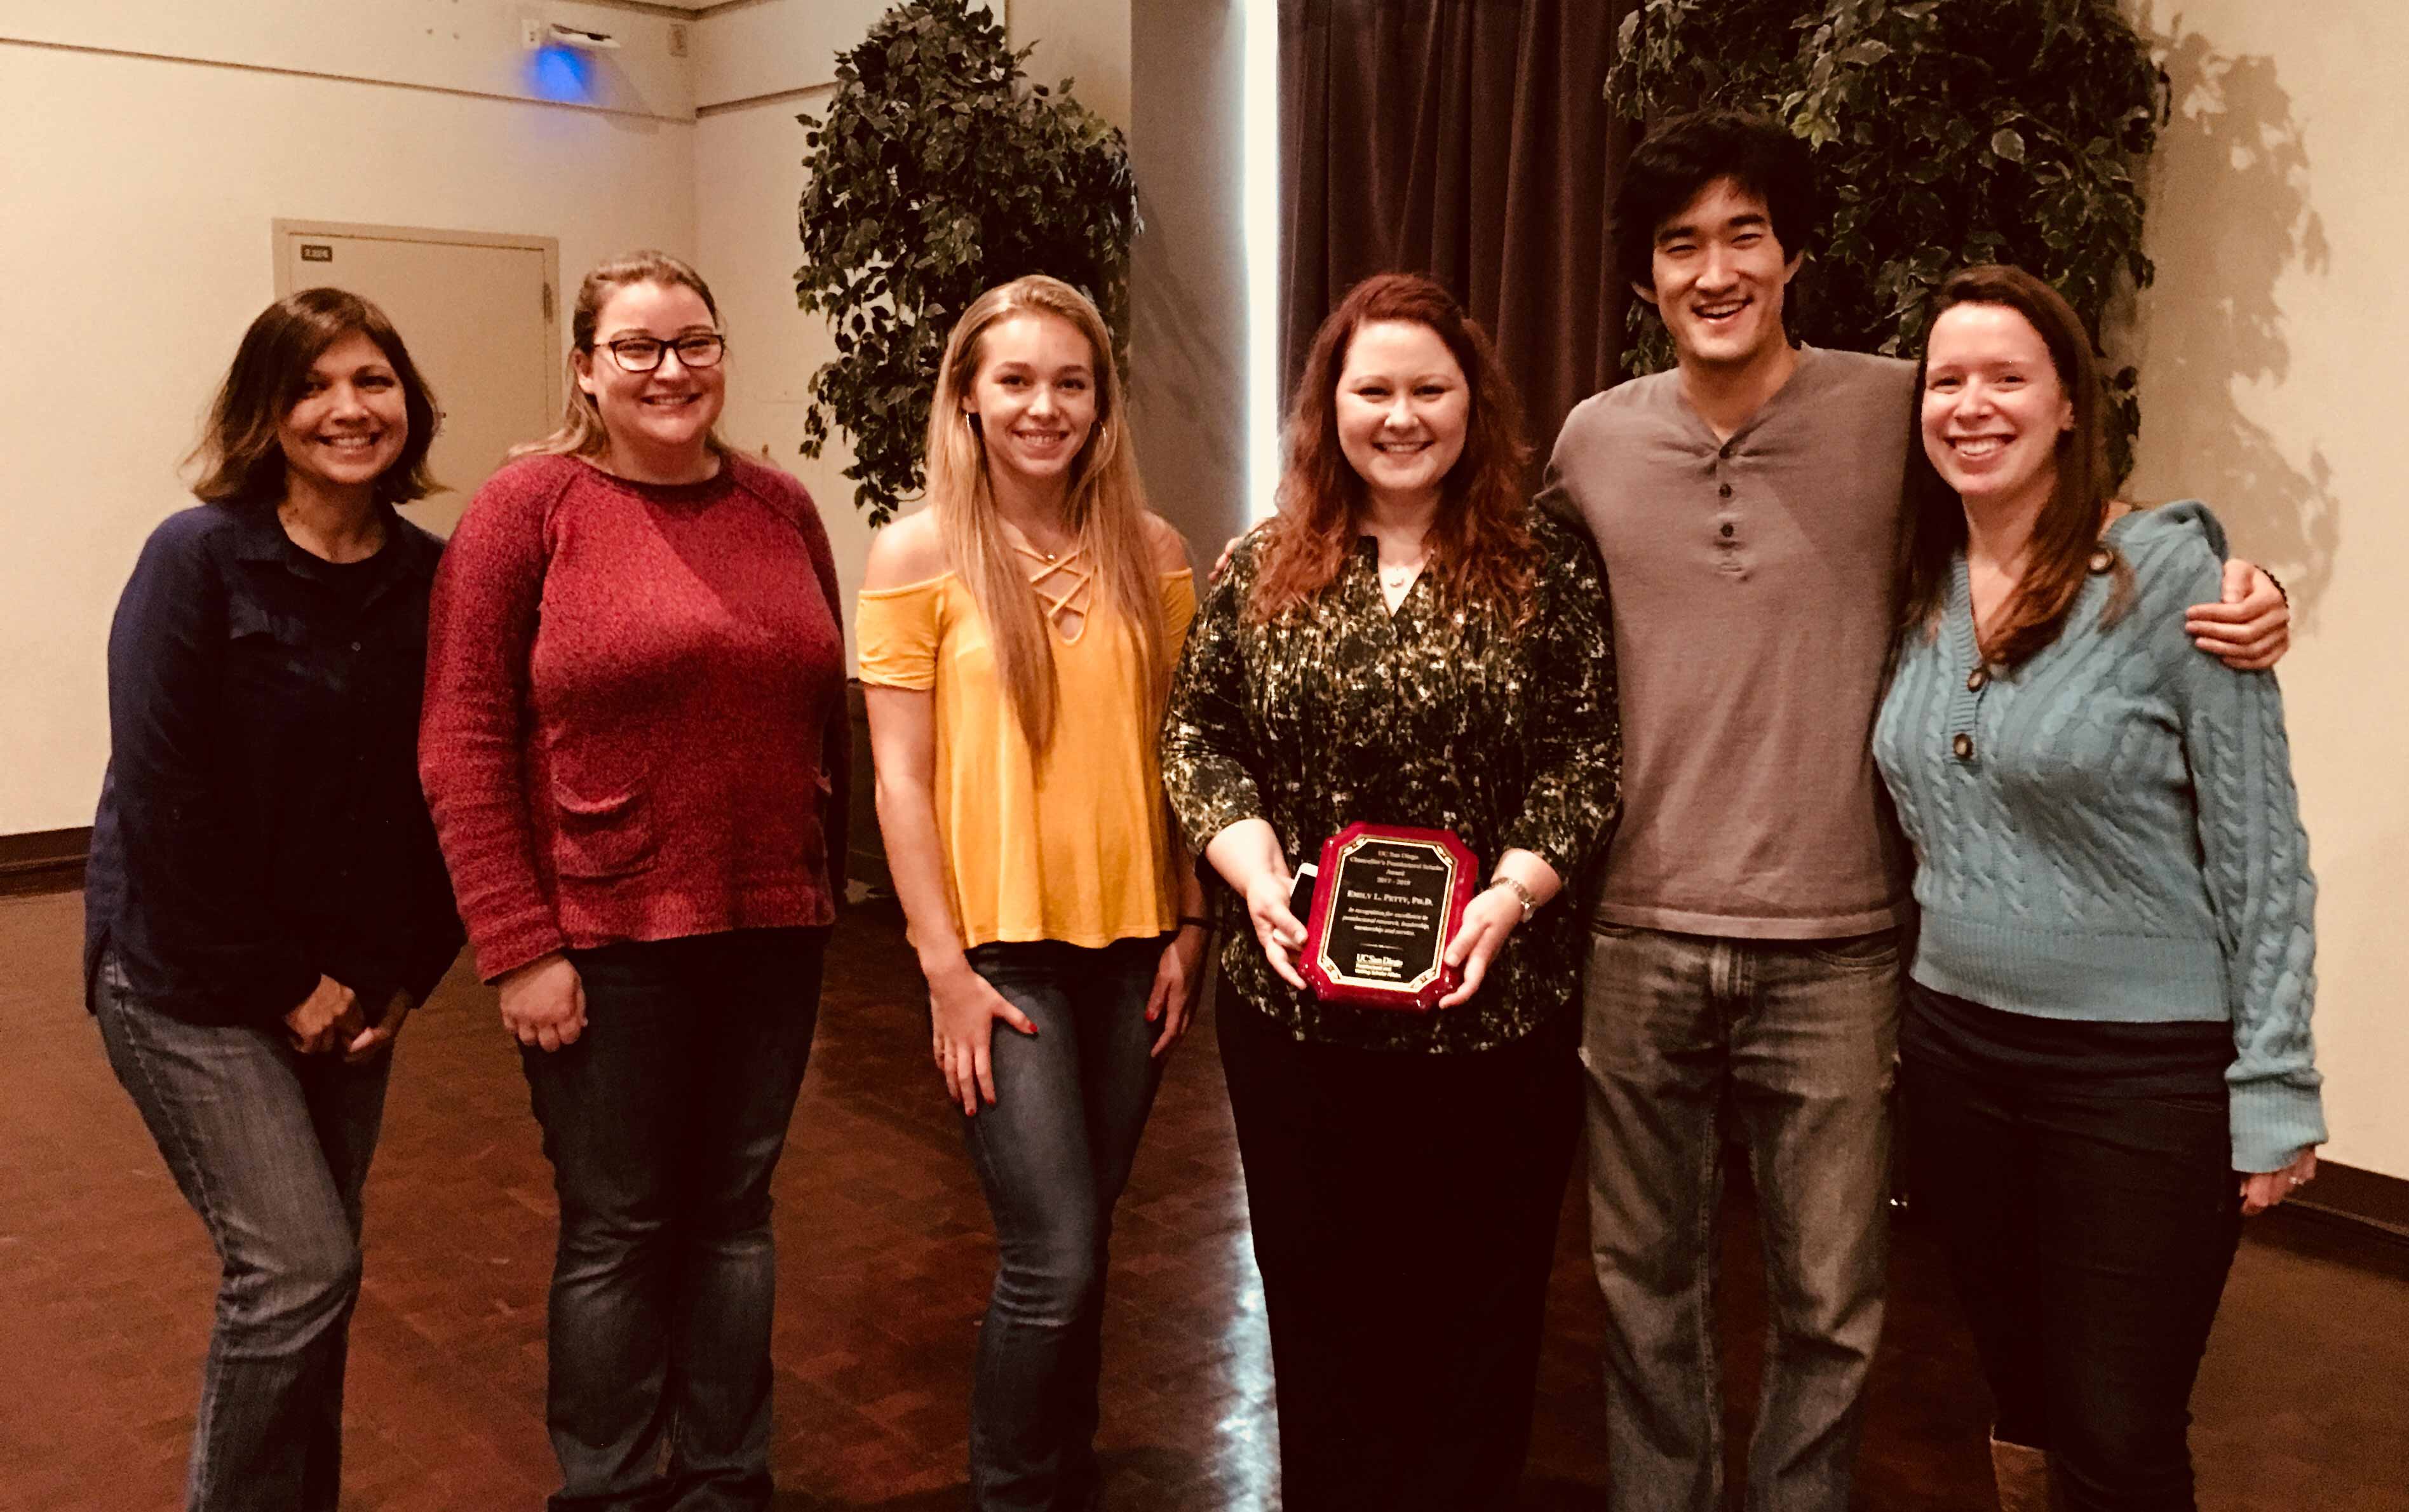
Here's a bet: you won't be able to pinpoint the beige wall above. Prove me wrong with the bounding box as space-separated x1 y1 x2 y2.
695 0 891 108
693 91 878 662
1128 2 1249 568
0 0 698 119
1009 0 1131 133
2131 0 2409 1177
0 31 696 835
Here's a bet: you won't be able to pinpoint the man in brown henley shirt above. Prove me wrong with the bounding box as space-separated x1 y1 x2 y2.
1541 111 2290 1512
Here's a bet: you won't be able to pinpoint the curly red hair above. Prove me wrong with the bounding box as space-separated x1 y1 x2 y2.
1250 273 1536 623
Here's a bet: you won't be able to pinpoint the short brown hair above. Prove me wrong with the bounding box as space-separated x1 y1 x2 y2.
187 288 442 508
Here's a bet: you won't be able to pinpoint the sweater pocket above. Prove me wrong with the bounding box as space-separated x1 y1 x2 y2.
551 777 656 879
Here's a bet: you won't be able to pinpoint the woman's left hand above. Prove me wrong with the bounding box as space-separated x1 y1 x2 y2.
1147 926 1210 1057
2239 1147 2318 1217
1436 886 1523 1009
344 989 415 1063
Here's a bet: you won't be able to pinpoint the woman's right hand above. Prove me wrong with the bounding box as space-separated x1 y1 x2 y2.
1241 869 1309 990
926 955 1037 1116
1204 819 1309 990
499 952 586 1053
283 975 363 1055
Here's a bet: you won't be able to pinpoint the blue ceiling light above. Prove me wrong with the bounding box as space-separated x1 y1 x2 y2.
527 43 593 102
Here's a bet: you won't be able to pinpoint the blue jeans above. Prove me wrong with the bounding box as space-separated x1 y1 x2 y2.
958 936 1167 1512
524 926 829 1512
94 954 391 1512
1580 924 1900 1512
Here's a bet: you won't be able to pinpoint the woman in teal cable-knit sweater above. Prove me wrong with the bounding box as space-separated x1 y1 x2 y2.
1873 265 2322 1512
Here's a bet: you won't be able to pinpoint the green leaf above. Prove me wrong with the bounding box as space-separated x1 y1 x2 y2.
1991 127 2026 163
792 0 1136 518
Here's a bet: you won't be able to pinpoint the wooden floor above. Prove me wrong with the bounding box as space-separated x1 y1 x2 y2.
3 886 2403 1510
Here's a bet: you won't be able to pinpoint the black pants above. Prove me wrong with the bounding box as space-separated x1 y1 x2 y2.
1216 993 1581 1512
1902 982 2243 1512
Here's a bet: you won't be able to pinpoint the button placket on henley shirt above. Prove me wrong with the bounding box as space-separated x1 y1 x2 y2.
1539 345 1917 940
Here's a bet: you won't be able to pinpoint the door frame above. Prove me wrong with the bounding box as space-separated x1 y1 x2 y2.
270 219 563 421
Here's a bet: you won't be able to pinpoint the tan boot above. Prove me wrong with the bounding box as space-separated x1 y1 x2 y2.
1990 1435 2056 1512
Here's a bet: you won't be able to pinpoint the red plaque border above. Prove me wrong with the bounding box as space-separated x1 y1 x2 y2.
1299 822 1478 1011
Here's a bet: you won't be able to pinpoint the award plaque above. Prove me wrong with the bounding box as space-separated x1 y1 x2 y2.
1299 822 1478 1011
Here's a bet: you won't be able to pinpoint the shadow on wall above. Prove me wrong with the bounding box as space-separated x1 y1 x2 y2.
2132 24 2338 624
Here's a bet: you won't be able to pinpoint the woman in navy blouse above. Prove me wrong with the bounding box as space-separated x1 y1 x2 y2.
84 288 463 1512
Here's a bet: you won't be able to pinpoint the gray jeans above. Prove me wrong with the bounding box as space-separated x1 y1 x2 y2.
1580 922 1900 1512
93 954 391 1512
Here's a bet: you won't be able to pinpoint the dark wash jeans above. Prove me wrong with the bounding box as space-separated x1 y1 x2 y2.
1580 922 1900 1512
1903 980 2244 1512
1217 993 1582 1512
523 925 829 1512
94 953 391 1512
957 936 1167 1512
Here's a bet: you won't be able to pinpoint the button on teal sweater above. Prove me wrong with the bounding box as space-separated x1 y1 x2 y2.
1873 501 2322 1173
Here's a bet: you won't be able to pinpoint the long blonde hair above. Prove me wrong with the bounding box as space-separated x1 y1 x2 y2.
925 276 1161 756
513 250 735 462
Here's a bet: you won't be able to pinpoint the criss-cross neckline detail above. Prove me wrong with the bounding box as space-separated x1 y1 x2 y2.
1013 539 1093 644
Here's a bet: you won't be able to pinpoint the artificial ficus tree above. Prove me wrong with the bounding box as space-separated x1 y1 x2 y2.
1610 0 2166 478
795 0 1138 523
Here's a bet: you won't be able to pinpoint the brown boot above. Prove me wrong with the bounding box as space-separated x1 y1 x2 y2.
1990 1435 2056 1512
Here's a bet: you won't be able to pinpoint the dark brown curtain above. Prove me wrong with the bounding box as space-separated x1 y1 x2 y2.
1280 0 1634 469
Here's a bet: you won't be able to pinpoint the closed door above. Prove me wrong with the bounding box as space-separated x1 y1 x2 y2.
277 224 558 536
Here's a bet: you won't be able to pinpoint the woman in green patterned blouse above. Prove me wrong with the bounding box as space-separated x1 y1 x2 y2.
1161 273 1621 1511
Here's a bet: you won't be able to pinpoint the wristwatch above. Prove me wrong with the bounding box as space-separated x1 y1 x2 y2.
1489 874 1537 926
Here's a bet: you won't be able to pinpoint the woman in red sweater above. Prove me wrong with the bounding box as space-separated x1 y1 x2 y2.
420 250 849 1511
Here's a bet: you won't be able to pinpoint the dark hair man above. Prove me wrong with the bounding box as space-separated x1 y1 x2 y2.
1544 108 2288 1512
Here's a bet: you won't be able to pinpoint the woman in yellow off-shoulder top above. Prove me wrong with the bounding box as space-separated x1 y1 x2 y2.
857 274 1206 1511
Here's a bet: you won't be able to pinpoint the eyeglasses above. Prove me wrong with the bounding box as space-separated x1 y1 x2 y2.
597 334 727 372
